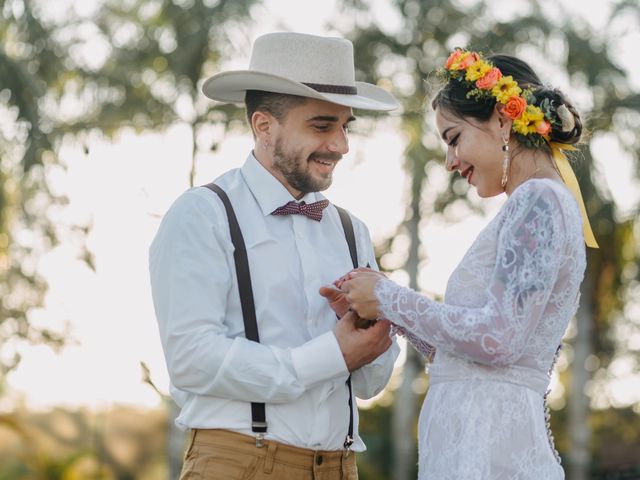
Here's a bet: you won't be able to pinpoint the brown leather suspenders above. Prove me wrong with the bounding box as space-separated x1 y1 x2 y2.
203 183 358 450
204 184 267 444
334 205 357 450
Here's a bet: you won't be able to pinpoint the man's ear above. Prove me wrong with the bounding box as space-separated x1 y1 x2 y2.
252 111 274 146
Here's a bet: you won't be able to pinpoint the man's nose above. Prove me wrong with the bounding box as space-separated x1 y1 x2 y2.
328 128 349 155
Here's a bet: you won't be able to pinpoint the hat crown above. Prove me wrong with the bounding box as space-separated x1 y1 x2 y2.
201 32 398 111
248 32 356 87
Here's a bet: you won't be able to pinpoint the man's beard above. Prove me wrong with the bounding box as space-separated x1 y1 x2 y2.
272 137 340 194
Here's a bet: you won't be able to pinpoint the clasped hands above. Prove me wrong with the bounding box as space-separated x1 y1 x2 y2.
319 268 391 372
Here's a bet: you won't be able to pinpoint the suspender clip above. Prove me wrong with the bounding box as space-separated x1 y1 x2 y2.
343 434 354 454
252 421 267 448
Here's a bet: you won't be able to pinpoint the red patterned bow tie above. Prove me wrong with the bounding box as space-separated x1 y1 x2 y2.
272 199 330 222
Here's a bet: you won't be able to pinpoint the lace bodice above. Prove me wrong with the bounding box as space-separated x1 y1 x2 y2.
378 178 585 373
376 179 586 479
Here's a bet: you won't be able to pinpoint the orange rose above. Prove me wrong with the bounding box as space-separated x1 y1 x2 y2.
458 52 479 69
475 67 502 89
502 96 527 120
445 50 464 69
536 120 551 135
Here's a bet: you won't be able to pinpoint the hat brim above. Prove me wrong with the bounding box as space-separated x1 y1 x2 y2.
202 71 399 111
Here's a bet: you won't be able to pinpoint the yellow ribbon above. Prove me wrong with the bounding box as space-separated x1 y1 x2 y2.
550 142 599 248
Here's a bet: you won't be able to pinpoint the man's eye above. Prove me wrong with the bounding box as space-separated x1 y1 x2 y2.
449 133 460 147
313 124 330 131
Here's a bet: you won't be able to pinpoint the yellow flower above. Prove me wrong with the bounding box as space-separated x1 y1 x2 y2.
491 75 522 103
513 105 545 135
465 60 492 82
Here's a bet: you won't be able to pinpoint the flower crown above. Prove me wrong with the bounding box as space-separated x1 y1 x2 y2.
440 49 575 149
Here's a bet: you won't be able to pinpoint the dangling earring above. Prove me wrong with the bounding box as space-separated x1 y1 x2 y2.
501 137 510 188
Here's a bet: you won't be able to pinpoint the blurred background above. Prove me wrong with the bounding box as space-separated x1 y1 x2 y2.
1 0 639 478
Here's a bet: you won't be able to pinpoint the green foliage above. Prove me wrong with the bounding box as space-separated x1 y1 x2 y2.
2 0 638 478
357 386 425 480
0 0 71 389
0 0 259 388
0 406 170 479
68 0 256 150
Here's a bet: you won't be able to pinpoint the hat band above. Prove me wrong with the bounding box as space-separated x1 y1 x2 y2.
302 82 357 95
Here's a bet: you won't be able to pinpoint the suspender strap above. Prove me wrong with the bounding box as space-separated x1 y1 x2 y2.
204 184 359 449
335 205 357 450
203 183 267 435
336 206 358 268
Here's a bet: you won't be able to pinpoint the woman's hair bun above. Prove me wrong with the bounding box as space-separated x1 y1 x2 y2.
532 87 582 145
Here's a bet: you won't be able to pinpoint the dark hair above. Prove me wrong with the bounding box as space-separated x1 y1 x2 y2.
431 54 582 146
245 90 308 136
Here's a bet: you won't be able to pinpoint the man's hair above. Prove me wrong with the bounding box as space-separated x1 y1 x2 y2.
245 90 308 137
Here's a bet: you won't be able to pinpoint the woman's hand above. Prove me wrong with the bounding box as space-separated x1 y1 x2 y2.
319 284 376 329
321 268 386 320
334 267 385 289
341 271 384 320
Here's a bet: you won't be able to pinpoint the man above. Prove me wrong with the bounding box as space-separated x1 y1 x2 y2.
150 32 400 479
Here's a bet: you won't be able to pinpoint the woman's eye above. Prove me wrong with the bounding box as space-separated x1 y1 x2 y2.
449 133 460 147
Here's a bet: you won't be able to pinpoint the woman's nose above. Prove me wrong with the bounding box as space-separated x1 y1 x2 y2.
445 151 459 172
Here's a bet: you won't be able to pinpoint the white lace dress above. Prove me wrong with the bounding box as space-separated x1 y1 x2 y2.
376 179 586 480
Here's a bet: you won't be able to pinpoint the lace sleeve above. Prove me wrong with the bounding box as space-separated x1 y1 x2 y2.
376 184 566 366
391 325 436 362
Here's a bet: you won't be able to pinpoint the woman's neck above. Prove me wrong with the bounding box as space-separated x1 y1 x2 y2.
504 149 563 196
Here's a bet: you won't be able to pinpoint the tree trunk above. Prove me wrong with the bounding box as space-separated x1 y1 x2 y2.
568 272 593 480
392 178 422 479
392 347 420 479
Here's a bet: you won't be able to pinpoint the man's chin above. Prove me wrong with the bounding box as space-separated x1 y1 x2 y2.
313 176 332 192
286 169 333 194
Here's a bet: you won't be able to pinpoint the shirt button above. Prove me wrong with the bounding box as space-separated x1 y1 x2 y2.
316 454 323 465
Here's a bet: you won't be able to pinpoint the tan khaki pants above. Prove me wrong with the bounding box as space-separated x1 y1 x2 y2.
179 429 358 480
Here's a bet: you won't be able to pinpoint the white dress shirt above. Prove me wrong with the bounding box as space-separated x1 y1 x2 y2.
149 153 399 451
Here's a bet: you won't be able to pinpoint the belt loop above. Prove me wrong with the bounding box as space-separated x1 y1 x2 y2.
183 429 198 461
263 441 277 474
341 449 352 478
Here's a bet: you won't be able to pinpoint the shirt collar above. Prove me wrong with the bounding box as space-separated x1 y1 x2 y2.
241 152 324 217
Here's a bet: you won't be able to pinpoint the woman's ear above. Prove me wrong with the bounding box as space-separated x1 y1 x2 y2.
493 103 513 141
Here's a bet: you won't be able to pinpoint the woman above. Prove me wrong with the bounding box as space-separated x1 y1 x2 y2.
336 51 598 479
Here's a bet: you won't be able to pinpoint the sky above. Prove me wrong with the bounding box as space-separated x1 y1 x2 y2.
4 0 640 412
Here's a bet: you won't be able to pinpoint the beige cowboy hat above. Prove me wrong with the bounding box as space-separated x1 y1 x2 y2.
202 32 399 111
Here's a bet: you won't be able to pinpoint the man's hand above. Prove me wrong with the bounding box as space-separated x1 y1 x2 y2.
320 285 377 329
334 311 392 372
319 285 350 318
